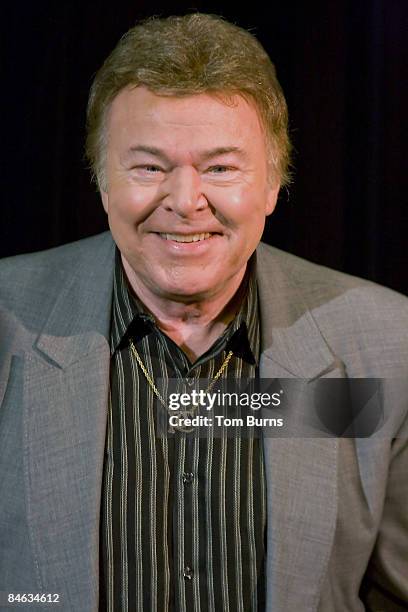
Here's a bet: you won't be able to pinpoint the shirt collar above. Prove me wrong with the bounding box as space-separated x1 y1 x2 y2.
110 248 259 365
110 249 154 355
214 252 259 365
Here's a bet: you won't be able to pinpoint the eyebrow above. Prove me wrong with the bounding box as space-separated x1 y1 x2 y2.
126 145 247 162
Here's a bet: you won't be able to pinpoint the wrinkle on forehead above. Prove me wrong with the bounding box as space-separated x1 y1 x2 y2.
109 86 262 131
107 86 268 173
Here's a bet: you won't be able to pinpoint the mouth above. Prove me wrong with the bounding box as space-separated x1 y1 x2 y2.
157 232 218 243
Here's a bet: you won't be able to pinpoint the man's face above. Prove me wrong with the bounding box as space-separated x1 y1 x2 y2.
101 86 279 302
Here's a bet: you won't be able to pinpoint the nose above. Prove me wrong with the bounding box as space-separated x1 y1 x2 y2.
161 166 207 216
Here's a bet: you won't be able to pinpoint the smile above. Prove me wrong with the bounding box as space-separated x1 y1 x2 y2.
158 232 213 243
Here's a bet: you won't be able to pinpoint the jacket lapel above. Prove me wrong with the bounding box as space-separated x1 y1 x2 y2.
23 234 115 611
256 243 341 612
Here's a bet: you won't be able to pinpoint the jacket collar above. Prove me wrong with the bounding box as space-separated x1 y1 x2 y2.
34 234 337 379
256 242 339 379
34 233 115 369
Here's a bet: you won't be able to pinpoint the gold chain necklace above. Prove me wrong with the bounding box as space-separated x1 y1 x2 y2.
129 338 233 433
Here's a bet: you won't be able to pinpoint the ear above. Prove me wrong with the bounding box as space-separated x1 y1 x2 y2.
101 190 109 214
265 183 280 216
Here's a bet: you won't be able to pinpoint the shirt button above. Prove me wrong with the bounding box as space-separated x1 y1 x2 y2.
183 565 194 580
182 472 194 484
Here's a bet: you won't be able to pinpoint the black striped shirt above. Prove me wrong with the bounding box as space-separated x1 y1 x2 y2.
99 249 266 611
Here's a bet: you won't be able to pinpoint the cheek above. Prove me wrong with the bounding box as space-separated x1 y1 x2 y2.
108 184 157 225
209 185 266 226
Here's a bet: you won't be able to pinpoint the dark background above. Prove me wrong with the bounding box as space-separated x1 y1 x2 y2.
2 1 407 294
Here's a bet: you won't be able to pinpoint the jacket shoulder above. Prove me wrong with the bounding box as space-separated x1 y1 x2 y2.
0 232 114 334
0 232 112 277
257 241 408 309
0 233 113 299
256 242 408 375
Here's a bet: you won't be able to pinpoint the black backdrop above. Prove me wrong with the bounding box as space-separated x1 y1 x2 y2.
3 1 407 294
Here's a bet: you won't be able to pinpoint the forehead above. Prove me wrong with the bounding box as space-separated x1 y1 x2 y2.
106 86 265 147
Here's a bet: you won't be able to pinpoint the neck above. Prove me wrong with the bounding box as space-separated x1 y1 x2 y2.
121 256 248 361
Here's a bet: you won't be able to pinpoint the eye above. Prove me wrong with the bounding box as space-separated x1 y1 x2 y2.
131 164 165 179
207 165 231 174
139 165 163 173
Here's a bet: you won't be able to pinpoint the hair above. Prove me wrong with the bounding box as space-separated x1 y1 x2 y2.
85 13 292 191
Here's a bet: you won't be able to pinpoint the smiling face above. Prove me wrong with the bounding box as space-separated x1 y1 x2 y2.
101 86 279 303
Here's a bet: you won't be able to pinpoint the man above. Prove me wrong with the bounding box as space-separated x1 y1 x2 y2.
0 13 407 612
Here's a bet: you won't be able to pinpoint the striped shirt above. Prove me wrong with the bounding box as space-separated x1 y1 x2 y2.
99 249 267 611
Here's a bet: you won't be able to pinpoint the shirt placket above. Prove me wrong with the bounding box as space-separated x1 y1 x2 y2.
172 358 203 611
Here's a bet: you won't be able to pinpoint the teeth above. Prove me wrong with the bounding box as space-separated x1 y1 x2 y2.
160 232 212 243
